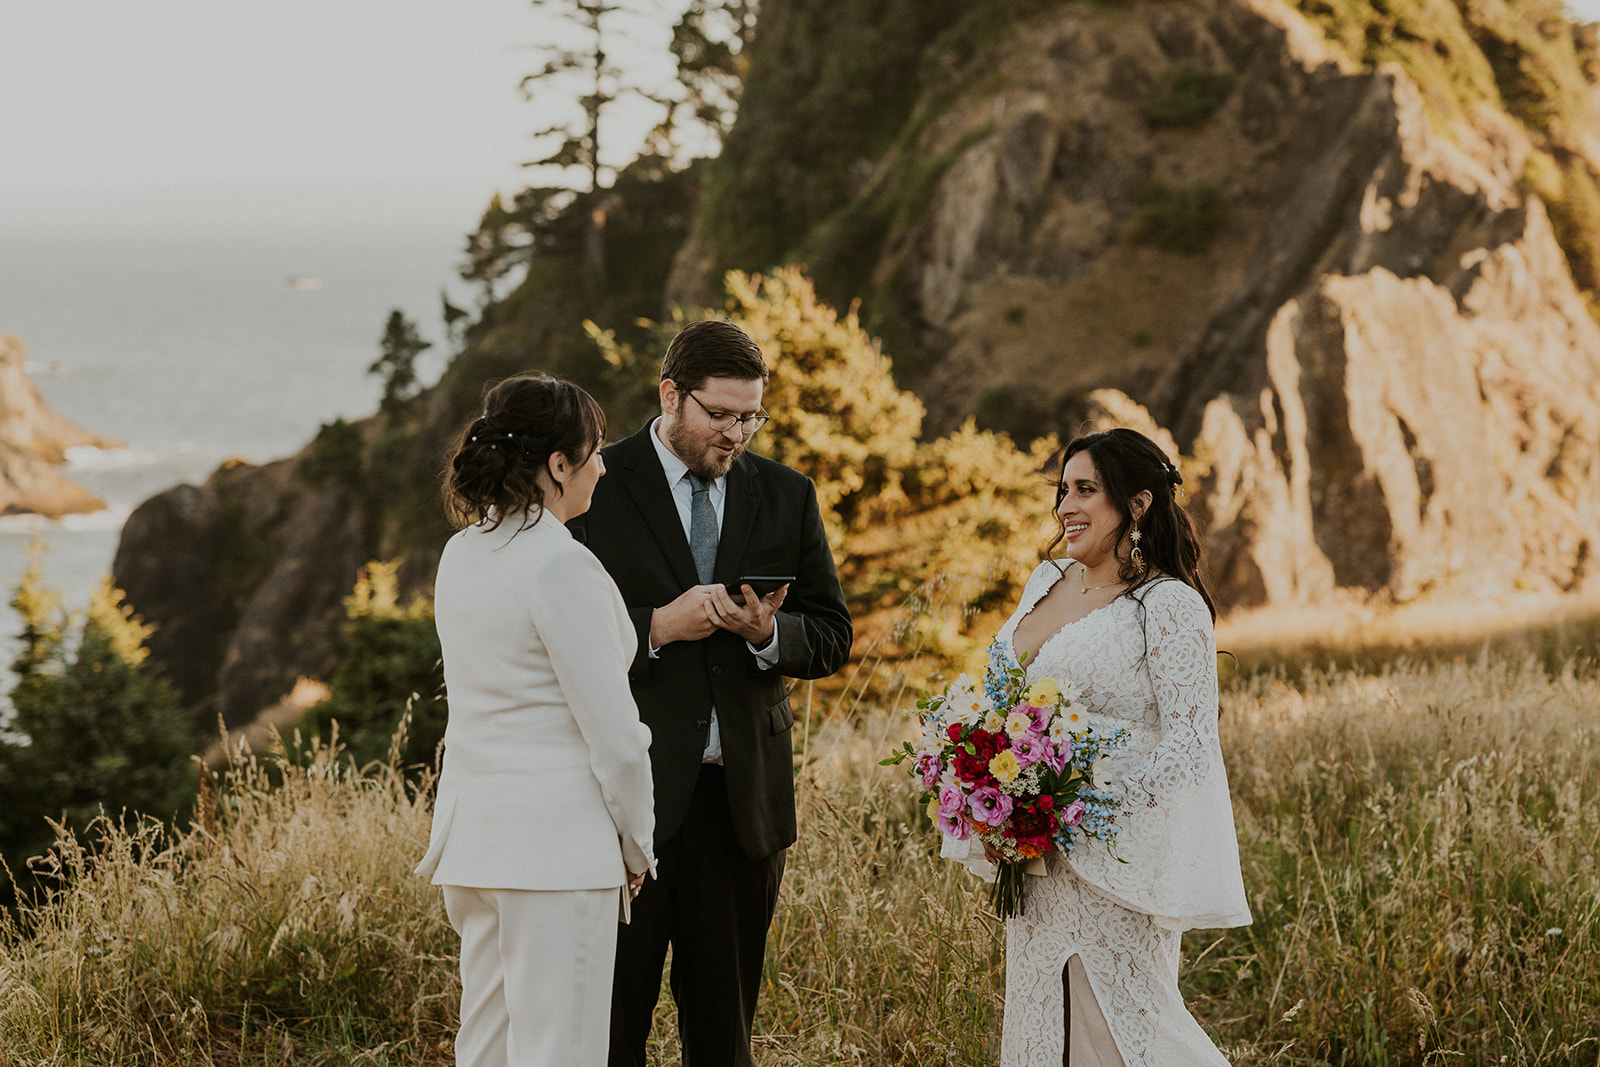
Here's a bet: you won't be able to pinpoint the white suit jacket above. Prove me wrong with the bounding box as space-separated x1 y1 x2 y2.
415 512 656 889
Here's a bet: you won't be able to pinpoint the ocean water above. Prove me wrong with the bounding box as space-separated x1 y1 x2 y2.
0 208 476 673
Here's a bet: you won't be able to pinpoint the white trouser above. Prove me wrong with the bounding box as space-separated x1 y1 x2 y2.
443 884 619 1067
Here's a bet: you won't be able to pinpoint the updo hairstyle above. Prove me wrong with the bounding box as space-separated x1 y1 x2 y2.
1047 427 1217 621
442 373 606 531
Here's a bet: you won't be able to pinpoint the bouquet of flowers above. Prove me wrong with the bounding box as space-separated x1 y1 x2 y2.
884 639 1130 918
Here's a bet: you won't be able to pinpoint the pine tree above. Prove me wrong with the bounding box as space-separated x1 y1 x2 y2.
0 568 195 890
368 310 432 412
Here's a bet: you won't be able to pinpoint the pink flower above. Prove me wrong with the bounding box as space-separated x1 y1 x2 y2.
938 785 966 818
937 809 972 840
1016 702 1048 730
1042 740 1071 774
916 752 942 789
1011 731 1048 767
1060 800 1085 827
968 786 1014 826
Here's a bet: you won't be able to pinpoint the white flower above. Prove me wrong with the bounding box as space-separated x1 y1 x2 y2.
1004 710 1035 738
1046 718 1073 742
947 678 994 726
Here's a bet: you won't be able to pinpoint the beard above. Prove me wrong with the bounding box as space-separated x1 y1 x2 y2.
666 416 745 480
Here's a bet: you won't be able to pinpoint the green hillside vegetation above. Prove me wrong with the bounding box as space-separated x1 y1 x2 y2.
4 654 1597 1064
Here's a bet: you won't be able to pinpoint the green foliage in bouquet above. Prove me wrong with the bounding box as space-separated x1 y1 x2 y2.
0 566 196 897
303 562 446 774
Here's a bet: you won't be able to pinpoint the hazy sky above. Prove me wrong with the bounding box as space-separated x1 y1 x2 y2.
4 1 1600 231
0 0 679 231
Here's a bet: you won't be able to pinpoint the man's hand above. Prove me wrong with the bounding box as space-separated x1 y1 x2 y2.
708 582 788 645
649 586 724 648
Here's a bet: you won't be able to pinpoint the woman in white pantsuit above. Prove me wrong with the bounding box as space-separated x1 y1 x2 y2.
416 374 656 1067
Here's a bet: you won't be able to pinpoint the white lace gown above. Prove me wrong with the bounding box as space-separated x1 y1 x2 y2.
945 560 1252 1065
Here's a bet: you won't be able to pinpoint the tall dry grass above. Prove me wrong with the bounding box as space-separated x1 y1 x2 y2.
2 655 1598 1065
1196 656 1600 1065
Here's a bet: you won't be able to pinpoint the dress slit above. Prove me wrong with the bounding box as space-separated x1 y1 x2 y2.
1065 953 1125 1067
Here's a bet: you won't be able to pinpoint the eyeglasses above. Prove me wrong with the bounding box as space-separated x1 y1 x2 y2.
683 389 770 435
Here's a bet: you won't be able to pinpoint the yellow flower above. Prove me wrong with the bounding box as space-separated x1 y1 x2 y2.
989 750 1021 783
926 795 941 821
983 711 1006 733
1024 678 1061 705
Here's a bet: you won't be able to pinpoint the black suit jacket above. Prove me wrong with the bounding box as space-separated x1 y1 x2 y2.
569 422 852 858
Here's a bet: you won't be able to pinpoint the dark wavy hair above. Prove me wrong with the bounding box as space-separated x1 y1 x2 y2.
1045 427 1217 621
659 319 769 393
442 373 606 532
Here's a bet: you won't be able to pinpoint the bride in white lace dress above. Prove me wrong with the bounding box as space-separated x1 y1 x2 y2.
946 428 1250 1065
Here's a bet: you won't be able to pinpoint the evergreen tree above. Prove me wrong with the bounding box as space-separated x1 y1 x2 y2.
303 562 446 774
368 310 431 412
0 568 195 890
670 0 758 141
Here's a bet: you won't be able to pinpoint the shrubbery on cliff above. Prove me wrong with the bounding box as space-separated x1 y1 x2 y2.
0 568 195 897
304 562 445 773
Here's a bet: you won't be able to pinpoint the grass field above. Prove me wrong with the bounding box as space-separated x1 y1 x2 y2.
2 647 1598 1065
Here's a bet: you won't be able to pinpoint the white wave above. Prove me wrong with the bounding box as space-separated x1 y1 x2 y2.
64 445 158 471
0 506 132 535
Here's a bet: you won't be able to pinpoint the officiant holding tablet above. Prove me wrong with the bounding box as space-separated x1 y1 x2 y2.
569 319 852 1067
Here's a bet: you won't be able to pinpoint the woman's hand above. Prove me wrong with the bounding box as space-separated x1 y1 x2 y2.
627 871 647 899
981 839 1005 866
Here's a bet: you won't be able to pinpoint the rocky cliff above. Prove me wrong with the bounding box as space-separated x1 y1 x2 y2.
691 0 1600 607
114 0 1600 722
0 333 114 516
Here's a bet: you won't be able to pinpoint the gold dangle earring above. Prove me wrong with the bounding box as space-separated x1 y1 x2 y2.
1129 518 1146 578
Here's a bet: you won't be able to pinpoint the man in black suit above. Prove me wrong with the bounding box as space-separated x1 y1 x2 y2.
570 319 852 1067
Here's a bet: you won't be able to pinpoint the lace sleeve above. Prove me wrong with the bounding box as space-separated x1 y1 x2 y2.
1118 581 1218 810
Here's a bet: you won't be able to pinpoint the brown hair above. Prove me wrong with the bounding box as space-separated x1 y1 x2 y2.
1046 427 1217 621
659 319 769 394
442 373 606 532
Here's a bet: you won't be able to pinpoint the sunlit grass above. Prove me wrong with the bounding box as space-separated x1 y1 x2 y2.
3 652 1599 1065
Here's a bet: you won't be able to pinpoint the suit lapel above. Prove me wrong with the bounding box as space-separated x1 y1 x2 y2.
611 423 701 590
715 453 763 586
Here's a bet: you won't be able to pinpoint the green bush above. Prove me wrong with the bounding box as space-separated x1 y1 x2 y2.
303 562 446 773
1129 179 1226 254
1141 65 1234 127
0 568 196 896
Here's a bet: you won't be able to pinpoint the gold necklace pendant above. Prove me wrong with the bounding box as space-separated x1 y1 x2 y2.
1078 572 1120 595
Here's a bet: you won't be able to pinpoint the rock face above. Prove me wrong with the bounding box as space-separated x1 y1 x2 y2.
0 333 115 516
112 457 376 728
784 0 1600 607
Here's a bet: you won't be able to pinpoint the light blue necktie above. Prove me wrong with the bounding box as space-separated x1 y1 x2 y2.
687 473 718 584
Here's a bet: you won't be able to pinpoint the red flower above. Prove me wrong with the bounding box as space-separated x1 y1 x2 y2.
1009 806 1054 838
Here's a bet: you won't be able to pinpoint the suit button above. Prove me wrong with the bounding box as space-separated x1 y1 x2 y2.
695 719 709 730
712 665 723 677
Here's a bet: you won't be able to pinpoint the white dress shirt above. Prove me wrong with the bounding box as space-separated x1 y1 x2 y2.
649 418 779 763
